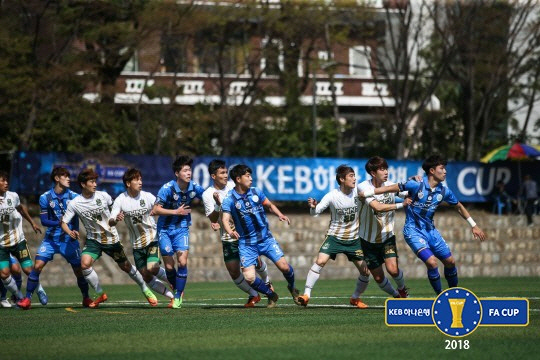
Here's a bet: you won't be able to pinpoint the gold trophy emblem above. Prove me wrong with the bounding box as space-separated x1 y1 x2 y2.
448 299 466 328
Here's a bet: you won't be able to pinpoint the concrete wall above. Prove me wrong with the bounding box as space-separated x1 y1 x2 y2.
20 210 539 287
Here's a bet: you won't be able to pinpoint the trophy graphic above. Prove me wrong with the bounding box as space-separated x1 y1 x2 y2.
448 299 466 328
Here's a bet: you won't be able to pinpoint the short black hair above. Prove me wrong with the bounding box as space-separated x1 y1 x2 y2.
365 156 388 176
422 154 447 174
172 156 193 173
208 159 227 176
122 168 142 188
335 164 354 185
0 170 8 181
50 167 70 183
229 164 252 184
77 168 99 187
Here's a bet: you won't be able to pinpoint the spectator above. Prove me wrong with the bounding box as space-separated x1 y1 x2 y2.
491 180 514 215
520 175 538 227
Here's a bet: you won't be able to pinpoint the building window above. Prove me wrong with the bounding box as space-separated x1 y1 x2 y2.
349 45 372 77
261 37 283 76
161 34 189 73
122 49 139 72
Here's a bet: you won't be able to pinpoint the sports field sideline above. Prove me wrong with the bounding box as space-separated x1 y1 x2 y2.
2 277 539 360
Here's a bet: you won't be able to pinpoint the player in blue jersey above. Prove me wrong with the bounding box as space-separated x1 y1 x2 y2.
152 156 205 309
359 155 487 295
18 167 92 309
221 164 300 308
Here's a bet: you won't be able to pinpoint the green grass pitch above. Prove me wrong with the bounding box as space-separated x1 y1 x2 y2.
2 277 538 360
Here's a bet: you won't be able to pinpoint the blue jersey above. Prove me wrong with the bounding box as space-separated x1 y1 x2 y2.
398 177 458 231
39 188 79 242
156 180 204 230
221 187 271 245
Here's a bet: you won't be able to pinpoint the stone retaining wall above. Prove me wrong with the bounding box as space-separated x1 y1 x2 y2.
20 210 539 286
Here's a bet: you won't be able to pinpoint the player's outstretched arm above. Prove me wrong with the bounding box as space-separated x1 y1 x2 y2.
61 221 79 239
359 183 400 198
263 199 290 225
369 197 412 213
152 203 191 216
16 204 41 234
454 202 487 242
221 212 239 239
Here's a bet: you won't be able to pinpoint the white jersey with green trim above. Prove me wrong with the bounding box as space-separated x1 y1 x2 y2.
110 191 157 249
310 188 360 242
357 180 405 244
63 191 119 245
202 182 236 242
0 191 25 247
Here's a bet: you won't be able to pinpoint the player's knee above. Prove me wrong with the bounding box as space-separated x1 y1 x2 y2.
118 261 132 273
386 266 399 278
425 258 438 269
243 272 256 284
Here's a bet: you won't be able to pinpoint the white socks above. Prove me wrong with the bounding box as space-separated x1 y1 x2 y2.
128 265 148 292
378 277 399 297
304 263 323 297
82 268 103 294
352 274 370 299
255 260 270 283
148 277 173 299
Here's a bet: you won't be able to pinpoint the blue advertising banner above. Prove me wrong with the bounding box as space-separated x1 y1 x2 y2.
9 151 540 201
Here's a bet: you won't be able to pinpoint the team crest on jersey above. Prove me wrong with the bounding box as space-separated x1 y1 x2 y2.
245 201 251 208
96 199 102 206
173 193 179 201
428 196 432 201
7 199 12 206
49 201 55 208
182 196 187 201
235 202 242 209
189 191 196 199
252 195 259 203
436 194 443 202
417 191 424 200
140 199 145 207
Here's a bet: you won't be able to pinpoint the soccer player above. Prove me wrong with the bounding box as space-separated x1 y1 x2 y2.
18 167 91 310
358 154 487 294
221 164 300 308
354 156 411 302
0 255 23 308
60 168 152 308
152 156 205 309
0 170 46 303
297 165 369 308
202 159 272 308
109 168 173 306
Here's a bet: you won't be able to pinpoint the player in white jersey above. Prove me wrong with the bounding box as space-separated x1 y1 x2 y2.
0 170 47 302
61 168 151 308
202 160 272 308
109 169 173 306
297 165 369 308
353 156 411 301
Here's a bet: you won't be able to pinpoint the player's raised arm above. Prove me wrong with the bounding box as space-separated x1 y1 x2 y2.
454 202 487 242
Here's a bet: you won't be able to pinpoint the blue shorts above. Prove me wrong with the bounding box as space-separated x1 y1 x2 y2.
158 227 190 256
239 236 284 268
403 226 452 260
35 239 82 266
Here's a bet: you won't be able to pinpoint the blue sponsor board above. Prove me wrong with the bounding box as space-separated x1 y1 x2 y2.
385 288 529 337
480 299 529 325
386 299 434 325
10 152 540 201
